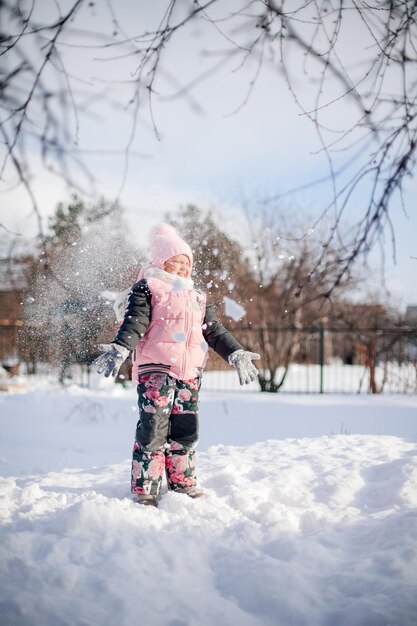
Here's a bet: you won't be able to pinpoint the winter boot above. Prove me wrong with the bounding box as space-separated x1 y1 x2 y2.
175 487 205 499
136 494 158 507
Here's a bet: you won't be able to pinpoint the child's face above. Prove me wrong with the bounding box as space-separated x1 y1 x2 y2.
163 254 191 278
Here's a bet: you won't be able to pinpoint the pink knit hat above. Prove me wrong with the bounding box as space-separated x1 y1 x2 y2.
148 223 193 268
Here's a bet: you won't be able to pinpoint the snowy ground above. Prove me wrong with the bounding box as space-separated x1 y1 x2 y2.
0 375 417 626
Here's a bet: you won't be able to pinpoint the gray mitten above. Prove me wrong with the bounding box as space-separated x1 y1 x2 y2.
93 343 130 378
228 349 260 385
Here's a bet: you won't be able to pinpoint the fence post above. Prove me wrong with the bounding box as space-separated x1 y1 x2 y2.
319 325 324 394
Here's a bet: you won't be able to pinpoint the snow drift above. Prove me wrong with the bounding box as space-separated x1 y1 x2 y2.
0 380 416 626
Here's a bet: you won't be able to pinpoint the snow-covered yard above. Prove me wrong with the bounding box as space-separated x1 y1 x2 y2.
0 376 416 626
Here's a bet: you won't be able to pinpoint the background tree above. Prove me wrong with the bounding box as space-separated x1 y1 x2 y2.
167 204 254 370
235 204 357 391
167 204 250 304
167 202 363 391
21 196 141 382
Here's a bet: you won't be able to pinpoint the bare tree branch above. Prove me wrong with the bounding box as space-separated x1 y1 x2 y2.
1 0 416 292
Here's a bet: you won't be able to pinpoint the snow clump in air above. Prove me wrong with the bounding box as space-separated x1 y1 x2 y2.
223 296 246 321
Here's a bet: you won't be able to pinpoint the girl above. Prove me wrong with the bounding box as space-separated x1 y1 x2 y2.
94 224 260 507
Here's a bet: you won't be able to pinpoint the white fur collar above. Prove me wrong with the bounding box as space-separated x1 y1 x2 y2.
144 267 194 291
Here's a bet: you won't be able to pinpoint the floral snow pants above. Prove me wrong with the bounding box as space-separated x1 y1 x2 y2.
131 371 202 497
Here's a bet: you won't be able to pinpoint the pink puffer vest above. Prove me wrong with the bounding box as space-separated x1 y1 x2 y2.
132 273 208 382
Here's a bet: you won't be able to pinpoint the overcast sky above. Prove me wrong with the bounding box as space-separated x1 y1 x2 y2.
2 1 416 308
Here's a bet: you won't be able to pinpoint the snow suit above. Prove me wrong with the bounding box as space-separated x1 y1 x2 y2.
113 268 243 497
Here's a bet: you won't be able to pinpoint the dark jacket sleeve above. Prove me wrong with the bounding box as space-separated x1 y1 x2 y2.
113 279 152 352
203 304 243 362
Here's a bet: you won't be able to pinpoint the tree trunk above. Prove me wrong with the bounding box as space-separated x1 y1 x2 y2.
368 337 381 394
258 365 289 392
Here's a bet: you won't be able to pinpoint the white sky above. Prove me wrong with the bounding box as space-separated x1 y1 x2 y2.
1 1 416 308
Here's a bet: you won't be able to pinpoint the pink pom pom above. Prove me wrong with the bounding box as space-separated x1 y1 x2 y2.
150 223 177 239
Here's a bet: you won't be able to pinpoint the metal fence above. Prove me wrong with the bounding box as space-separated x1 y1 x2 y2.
202 362 417 394
1 323 417 394
204 326 417 394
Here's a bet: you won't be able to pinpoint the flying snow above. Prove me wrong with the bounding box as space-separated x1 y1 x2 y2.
223 296 246 321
